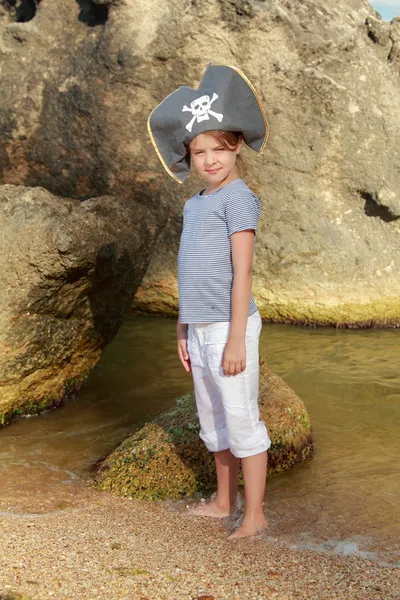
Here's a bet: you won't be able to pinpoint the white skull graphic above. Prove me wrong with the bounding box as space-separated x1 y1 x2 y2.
182 92 224 132
191 95 212 118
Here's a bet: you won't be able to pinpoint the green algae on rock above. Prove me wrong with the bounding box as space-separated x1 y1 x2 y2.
0 592 33 600
0 184 160 427
93 360 313 500
0 375 85 428
93 397 201 499
134 288 400 328
254 295 400 329
258 360 313 472
129 0 400 329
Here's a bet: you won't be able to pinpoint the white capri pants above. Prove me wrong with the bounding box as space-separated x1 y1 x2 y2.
187 310 271 459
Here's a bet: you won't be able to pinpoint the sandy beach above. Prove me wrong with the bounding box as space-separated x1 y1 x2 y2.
0 481 398 600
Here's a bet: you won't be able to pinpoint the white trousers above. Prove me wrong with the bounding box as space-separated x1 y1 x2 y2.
187 310 271 458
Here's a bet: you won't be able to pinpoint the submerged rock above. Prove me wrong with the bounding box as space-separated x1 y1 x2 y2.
93 360 313 500
0 184 153 425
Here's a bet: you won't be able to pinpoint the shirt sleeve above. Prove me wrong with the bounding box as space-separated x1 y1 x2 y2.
225 191 261 237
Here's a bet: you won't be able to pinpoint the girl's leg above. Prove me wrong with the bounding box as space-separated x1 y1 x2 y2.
190 449 239 517
187 322 239 518
228 450 268 538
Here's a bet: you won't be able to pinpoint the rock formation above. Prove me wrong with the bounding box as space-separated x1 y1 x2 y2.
93 360 313 500
0 0 175 420
0 184 151 424
0 0 172 212
130 0 400 327
1 0 399 421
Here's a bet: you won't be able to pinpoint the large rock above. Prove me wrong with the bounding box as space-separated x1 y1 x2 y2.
1 0 399 417
0 184 152 425
0 0 174 302
0 0 182 423
93 360 313 500
131 0 400 327
0 0 178 214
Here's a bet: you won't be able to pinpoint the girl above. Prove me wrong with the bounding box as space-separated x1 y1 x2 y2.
148 64 271 539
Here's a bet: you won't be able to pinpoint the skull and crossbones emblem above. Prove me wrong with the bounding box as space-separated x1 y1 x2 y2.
182 92 224 132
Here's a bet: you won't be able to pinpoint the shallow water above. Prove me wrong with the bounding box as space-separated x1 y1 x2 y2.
1 314 399 565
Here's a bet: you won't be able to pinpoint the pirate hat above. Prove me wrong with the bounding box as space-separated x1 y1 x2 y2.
147 63 269 183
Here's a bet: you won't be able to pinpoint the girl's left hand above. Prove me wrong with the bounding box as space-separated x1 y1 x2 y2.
222 338 246 376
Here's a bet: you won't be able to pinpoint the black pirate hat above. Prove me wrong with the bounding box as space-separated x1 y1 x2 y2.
147 63 269 183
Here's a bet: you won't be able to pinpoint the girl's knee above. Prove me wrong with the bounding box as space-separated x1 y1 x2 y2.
228 421 271 458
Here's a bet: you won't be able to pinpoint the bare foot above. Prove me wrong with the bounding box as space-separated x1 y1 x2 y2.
227 517 268 539
187 498 232 519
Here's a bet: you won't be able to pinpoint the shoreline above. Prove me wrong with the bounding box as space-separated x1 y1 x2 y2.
0 481 398 600
131 297 400 330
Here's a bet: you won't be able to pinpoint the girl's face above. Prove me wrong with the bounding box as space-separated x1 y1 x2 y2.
189 133 243 189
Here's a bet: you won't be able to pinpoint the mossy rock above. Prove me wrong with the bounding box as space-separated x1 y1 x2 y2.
0 375 86 428
258 360 313 472
0 592 33 600
93 360 313 500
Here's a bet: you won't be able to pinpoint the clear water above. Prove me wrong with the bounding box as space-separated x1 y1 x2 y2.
0 315 399 565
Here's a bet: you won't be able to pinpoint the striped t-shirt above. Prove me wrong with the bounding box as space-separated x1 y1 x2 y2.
177 178 260 323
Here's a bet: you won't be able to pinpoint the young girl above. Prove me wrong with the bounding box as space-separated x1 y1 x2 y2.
148 64 271 539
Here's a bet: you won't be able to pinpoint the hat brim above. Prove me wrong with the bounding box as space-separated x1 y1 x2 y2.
147 64 269 184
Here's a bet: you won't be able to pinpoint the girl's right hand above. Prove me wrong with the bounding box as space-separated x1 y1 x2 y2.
177 321 191 373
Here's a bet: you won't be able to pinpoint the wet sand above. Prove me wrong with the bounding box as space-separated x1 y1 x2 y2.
0 481 398 600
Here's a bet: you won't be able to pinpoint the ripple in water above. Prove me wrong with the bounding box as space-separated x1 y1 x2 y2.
0 315 399 565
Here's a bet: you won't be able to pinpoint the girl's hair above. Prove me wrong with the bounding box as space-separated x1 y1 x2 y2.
190 130 245 177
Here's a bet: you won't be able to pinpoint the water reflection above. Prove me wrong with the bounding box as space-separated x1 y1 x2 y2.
0 315 399 564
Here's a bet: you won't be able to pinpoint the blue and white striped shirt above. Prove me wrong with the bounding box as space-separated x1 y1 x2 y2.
178 178 260 323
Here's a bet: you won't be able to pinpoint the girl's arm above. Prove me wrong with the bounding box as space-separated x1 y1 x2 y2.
223 229 255 375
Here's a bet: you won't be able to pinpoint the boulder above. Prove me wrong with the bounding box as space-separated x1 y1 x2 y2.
0 184 153 425
0 0 179 422
0 0 179 216
130 0 400 327
93 360 313 500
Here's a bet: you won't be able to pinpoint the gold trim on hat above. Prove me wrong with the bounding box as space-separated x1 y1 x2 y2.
216 64 270 154
147 64 269 182
147 95 183 184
